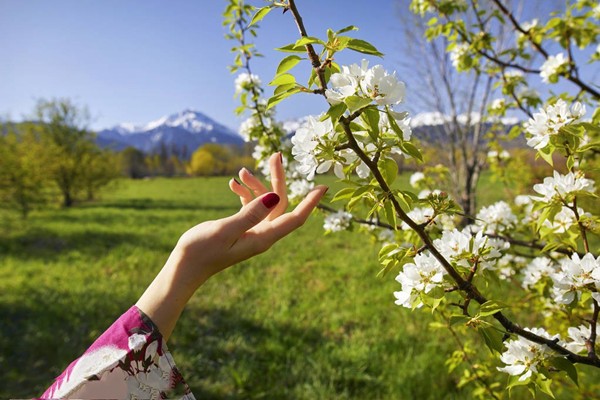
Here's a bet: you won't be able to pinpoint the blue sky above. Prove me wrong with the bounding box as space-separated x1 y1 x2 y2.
1 1 596 132
0 0 405 130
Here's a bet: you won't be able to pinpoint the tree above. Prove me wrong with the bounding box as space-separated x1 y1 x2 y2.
0 123 52 218
35 98 115 207
226 0 600 397
395 5 510 223
186 147 217 176
120 146 149 179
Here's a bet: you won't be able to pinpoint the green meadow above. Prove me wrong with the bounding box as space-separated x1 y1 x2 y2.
0 175 595 399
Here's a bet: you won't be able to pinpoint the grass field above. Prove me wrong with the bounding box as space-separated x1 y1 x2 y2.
0 174 595 398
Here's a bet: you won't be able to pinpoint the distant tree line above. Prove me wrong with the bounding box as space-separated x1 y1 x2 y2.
120 142 254 179
0 98 256 218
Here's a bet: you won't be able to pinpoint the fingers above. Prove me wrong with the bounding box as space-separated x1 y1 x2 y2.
267 153 288 220
244 185 328 250
223 192 281 238
229 178 253 206
239 167 268 196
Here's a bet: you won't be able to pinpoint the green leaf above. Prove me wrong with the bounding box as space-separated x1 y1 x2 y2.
267 87 300 109
249 6 272 27
276 55 303 76
534 375 555 399
362 107 380 141
295 36 325 47
479 300 508 317
326 102 347 121
478 326 504 354
449 315 470 326
269 73 296 86
380 158 398 186
548 357 578 386
275 43 306 53
336 25 358 34
273 83 296 95
346 38 384 56
344 96 372 114
537 146 554 166
507 374 530 390
332 187 355 202
384 200 397 229
400 142 423 162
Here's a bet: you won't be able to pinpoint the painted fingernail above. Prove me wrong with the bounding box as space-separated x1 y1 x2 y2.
232 178 241 185
262 193 280 209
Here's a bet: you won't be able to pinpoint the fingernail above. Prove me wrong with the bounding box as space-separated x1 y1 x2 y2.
262 193 280 209
279 152 283 163
232 178 240 185
244 167 254 176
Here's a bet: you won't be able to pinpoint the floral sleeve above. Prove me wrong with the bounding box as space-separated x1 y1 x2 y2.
41 306 195 399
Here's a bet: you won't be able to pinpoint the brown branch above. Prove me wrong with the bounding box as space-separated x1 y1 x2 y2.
285 0 600 369
571 197 590 254
588 300 599 360
287 0 328 94
487 0 600 99
486 233 588 258
316 203 397 230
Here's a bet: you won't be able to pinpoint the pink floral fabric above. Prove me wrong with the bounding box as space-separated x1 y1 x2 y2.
41 306 194 399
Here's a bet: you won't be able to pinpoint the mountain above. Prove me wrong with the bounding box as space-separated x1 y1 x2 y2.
96 109 243 155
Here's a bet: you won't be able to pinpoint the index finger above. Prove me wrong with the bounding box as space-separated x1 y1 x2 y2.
263 185 327 240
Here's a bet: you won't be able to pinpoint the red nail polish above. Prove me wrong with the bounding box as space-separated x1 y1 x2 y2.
262 193 280 209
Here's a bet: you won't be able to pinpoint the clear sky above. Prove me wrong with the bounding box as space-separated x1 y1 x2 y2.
0 0 406 131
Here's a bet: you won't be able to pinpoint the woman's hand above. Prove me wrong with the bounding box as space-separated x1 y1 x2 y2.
136 153 327 340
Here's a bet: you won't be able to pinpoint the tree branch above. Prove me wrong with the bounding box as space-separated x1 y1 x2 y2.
287 0 328 94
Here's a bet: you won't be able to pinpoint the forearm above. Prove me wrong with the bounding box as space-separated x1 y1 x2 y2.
135 246 211 341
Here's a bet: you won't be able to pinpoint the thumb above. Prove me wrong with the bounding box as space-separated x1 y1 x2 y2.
226 192 280 235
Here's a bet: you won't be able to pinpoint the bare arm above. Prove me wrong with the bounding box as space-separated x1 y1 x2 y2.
135 153 327 340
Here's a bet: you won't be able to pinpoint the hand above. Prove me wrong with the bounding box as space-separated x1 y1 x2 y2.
136 153 327 340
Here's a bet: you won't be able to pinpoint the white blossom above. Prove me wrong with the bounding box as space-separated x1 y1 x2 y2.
594 4 600 19
234 72 261 94
450 43 470 69
498 327 561 381
514 195 533 207
532 170 595 203
394 252 446 308
542 206 588 233
434 229 504 271
290 116 334 180
524 99 586 150
490 98 505 111
496 253 527 280
326 60 406 107
551 253 600 305
402 207 434 230
323 210 353 232
522 257 555 289
475 201 517 234
540 53 568 83
487 149 510 160
380 110 412 141
521 19 538 32
504 70 524 80
288 179 315 201
565 324 599 354
410 172 425 188
360 65 406 106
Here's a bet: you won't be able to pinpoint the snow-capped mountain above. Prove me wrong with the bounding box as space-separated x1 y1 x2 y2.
97 109 243 154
